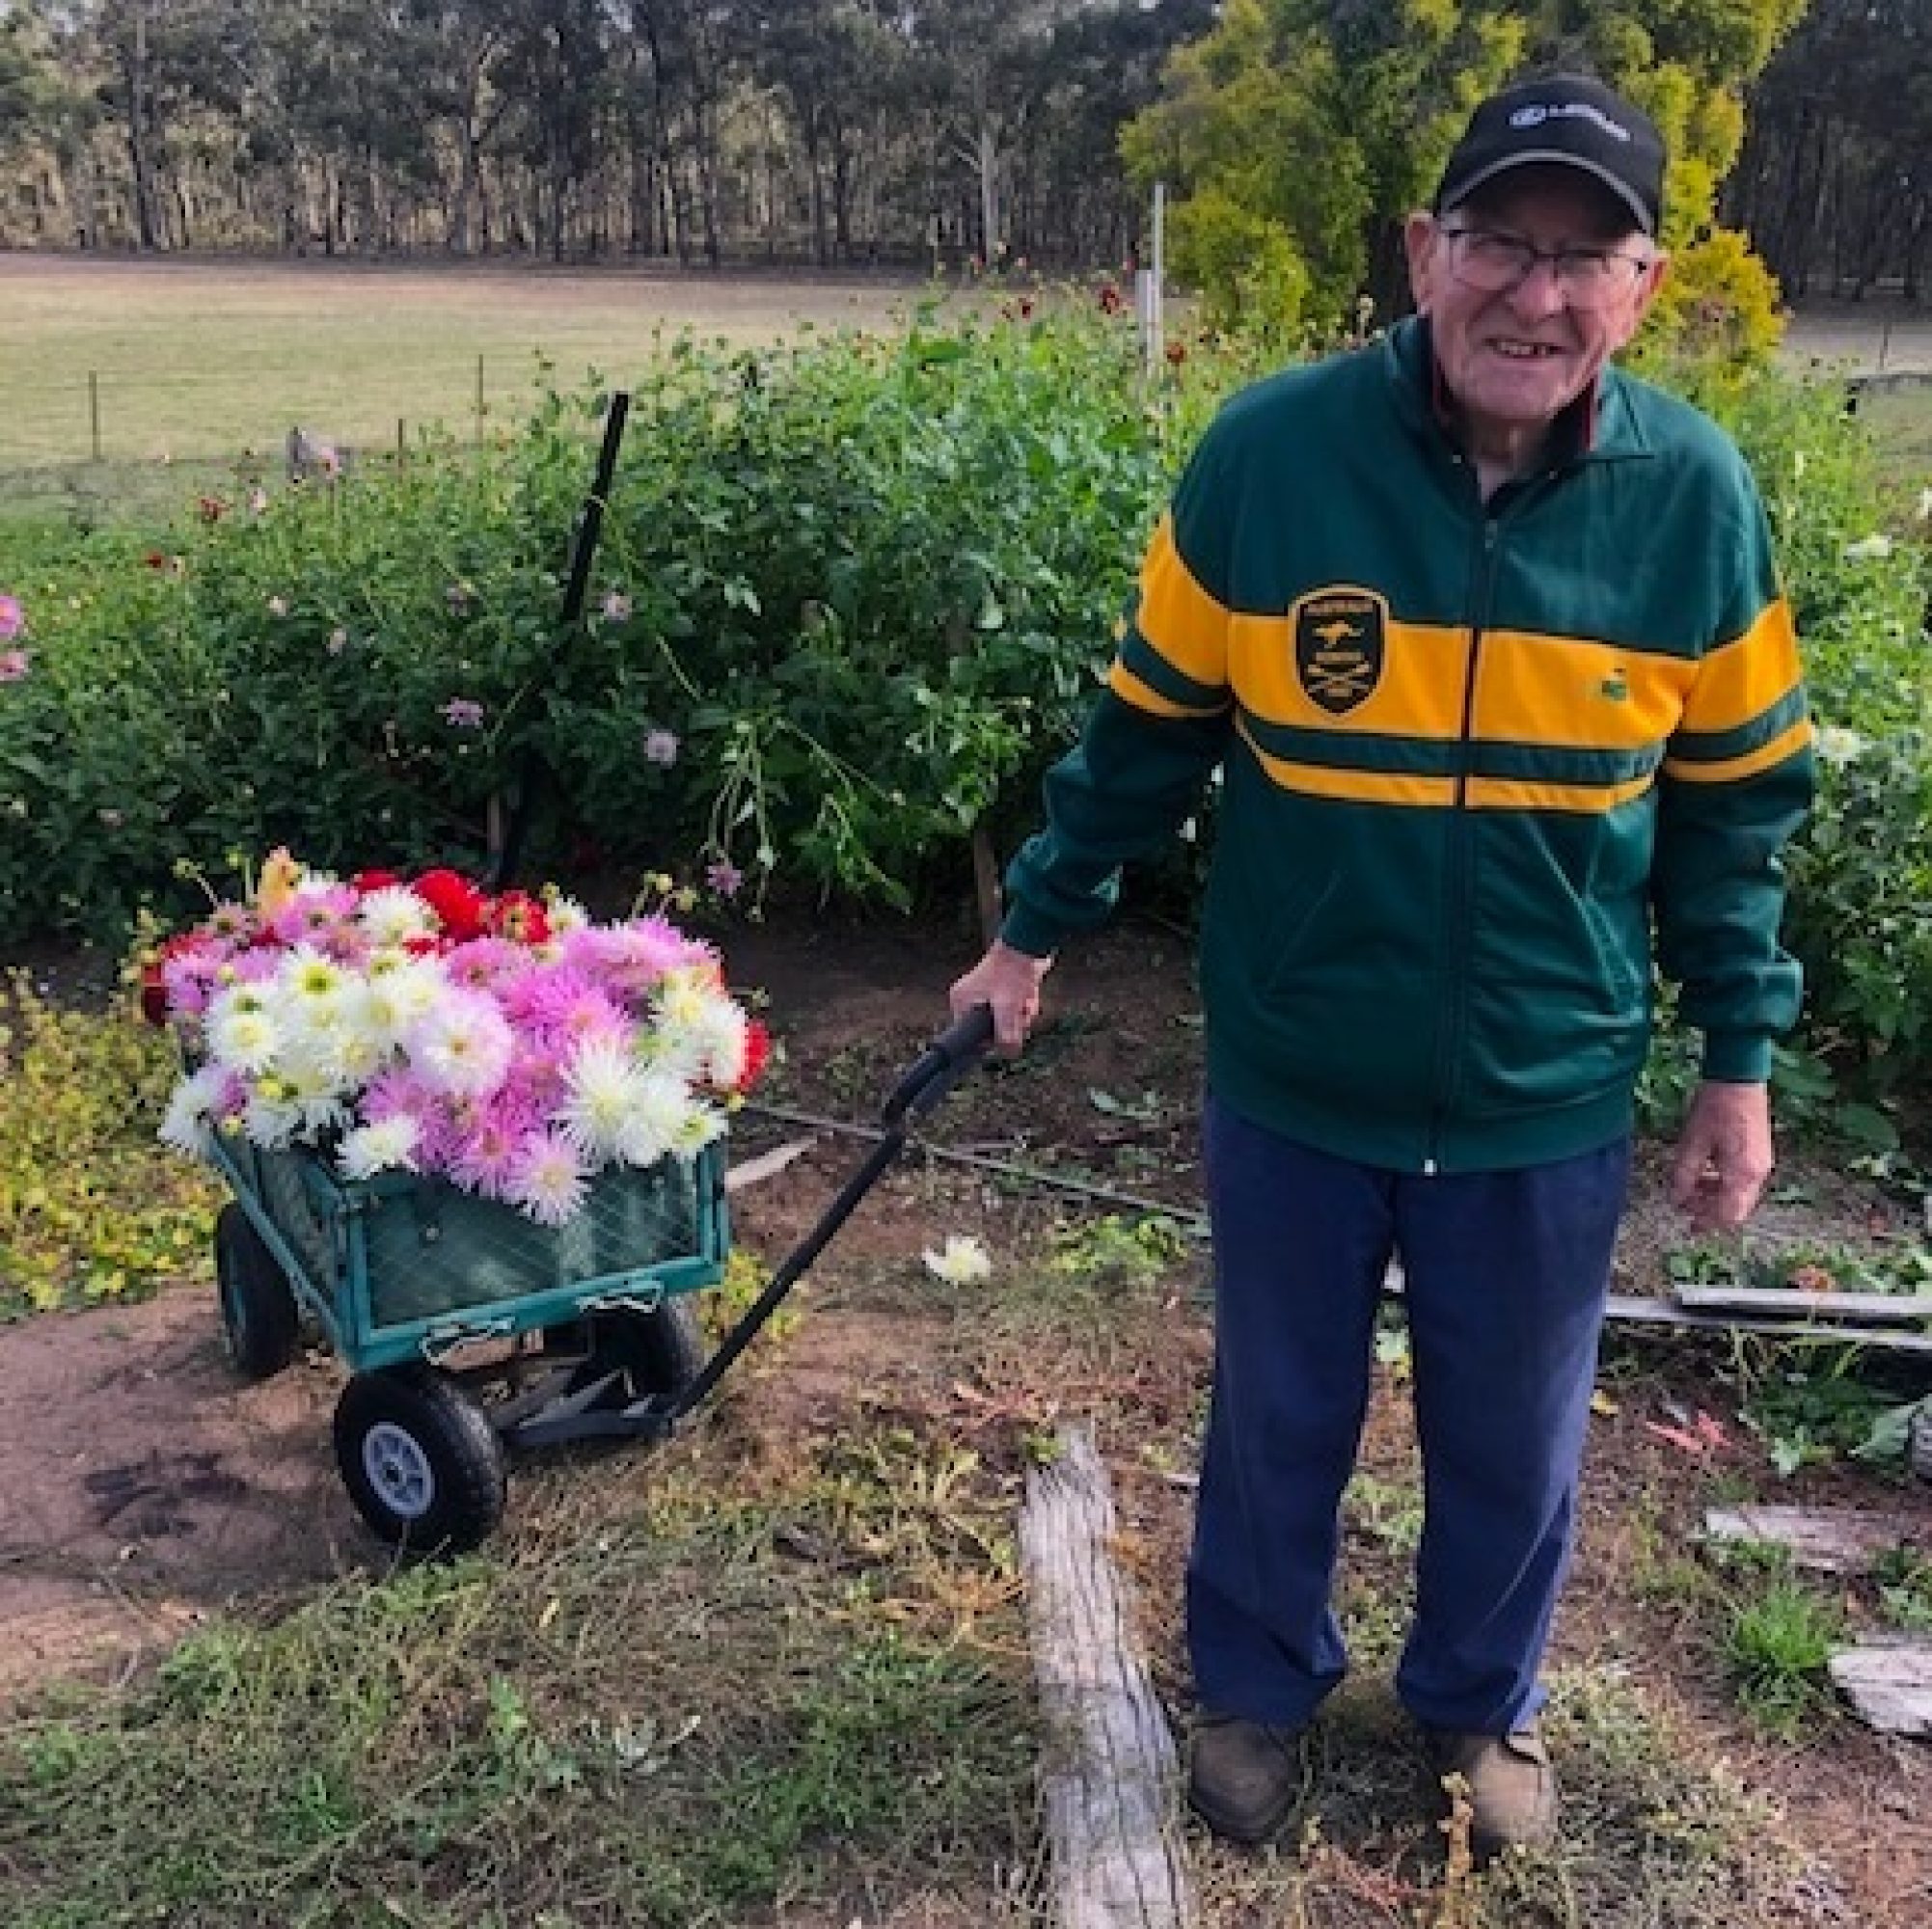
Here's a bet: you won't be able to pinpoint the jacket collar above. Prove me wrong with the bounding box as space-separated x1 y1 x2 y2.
1384 313 1653 474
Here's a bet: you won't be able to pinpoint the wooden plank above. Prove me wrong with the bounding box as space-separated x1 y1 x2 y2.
1830 1644 1932 1736
1020 1425 1193 1929
723 1135 817 1194
1671 1285 1932 1325
1703 1505 1925 1574
1603 1292 1932 1357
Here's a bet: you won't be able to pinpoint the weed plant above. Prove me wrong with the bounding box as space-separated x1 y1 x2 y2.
0 968 218 1317
1723 1577 1842 1738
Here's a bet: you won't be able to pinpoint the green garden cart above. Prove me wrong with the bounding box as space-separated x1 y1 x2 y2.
206 1006 993 1557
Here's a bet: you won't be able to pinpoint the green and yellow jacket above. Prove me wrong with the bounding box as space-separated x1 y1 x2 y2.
1001 316 1814 1173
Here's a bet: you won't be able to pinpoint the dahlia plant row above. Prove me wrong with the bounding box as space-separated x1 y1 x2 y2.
149 852 767 1227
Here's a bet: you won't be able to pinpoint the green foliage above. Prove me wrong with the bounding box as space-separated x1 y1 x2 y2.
1122 0 1805 344
1626 362 1932 1104
1735 378 1932 1097
1166 184 1312 336
1856 1392 1932 1473
1123 0 1519 328
1739 1352 1900 1476
0 968 219 1318
1048 1210 1194 1288
1872 1543 1932 1631
1722 1576 1840 1736
1637 229 1787 371
0 306 1250 941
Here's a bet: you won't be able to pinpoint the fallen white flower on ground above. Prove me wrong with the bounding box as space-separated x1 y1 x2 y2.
923 1235 993 1284
1814 724 1868 768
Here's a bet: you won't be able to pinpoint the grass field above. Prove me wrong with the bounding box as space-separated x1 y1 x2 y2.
0 256 931 524
1 255 1928 526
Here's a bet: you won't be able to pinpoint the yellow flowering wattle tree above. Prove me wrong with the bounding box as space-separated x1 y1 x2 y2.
1122 0 1810 358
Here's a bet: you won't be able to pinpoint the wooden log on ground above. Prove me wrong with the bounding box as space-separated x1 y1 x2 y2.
1671 1285 1932 1326
1603 1291 1932 1356
1829 1643 1932 1736
723 1135 817 1194
1020 1424 1193 1929
1703 1504 1926 1574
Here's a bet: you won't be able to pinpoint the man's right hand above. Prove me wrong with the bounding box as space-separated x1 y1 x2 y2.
949 940 1052 1053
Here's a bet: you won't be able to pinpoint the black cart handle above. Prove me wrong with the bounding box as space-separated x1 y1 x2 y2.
882 1004 995 1127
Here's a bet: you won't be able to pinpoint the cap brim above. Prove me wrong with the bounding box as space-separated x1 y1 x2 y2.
1440 151 1654 236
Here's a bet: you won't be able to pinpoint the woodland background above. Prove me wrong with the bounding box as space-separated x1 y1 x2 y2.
0 1 1925 317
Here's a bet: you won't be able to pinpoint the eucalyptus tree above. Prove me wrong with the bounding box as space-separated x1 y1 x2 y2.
87 0 225 246
605 0 752 264
489 0 610 258
1732 0 1932 299
1013 0 1213 265
0 0 90 245
744 0 908 265
405 0 523 255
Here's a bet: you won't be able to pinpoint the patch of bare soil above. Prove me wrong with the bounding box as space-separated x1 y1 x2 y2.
0 1291 354 1689
3 911 1929 1922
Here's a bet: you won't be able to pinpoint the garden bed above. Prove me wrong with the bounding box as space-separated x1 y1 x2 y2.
2 912 1929 1925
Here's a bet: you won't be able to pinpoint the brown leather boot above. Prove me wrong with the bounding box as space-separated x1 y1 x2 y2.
1186 1712 1308 1844
1425 1724 1559 1861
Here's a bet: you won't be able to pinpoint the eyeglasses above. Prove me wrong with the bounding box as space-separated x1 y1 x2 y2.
1437 227 1654 311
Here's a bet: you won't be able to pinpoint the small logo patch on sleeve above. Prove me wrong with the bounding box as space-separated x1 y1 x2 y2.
1293 587 1388 717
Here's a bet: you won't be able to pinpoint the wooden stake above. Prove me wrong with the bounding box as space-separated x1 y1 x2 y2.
1020 1425 1193 1929
970 823 1002 947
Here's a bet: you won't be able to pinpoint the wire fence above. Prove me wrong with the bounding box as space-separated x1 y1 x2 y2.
14 354 504 474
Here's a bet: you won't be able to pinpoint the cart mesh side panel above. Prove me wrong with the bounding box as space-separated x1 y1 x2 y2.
360 1153 720 1325
256 1143 337 1290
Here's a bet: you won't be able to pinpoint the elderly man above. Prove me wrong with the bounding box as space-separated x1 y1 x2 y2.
950 73 1813 1857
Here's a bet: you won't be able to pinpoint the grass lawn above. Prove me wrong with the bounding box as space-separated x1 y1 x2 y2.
0 257 933 527
1860 383 1932 482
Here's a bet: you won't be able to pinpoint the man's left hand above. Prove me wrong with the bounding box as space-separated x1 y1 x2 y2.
1670 1080 1775 1231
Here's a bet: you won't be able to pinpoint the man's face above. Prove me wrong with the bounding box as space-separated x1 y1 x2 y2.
1403 166 1666 448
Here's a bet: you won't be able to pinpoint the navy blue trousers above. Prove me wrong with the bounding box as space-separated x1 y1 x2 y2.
1187 1096 1630 1735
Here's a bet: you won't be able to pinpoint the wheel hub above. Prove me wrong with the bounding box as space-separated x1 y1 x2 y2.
362 1422 436 1520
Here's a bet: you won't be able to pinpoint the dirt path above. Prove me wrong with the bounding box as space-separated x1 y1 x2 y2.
0 1290 352 1693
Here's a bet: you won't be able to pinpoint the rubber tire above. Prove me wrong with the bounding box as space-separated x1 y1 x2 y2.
214 1203 301 1382
591 1298 706 1401
333 1368 508 1558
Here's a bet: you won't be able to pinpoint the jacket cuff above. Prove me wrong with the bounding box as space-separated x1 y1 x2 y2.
1701 1031 1773 1085
997 906 1062 960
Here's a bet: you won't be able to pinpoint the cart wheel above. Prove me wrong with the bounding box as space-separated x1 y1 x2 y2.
214 1203 301 1382
591 1298 706 1400
333 1369 507 1558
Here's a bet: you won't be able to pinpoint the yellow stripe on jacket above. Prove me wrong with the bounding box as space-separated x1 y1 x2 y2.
1677 598 1806 737
1135 512 1231 693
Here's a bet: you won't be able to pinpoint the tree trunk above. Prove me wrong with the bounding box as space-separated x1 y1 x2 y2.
120 9 162 251
976 119 1001 261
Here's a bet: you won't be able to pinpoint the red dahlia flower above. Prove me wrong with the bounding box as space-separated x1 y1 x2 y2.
413 868 488 940
737 1019 772 1093
487 890 551 945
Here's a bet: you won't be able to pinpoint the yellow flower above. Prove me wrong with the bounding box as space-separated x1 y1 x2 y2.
257 846 303 915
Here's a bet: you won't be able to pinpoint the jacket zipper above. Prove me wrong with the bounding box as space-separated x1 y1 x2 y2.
1424 505 1502 1175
